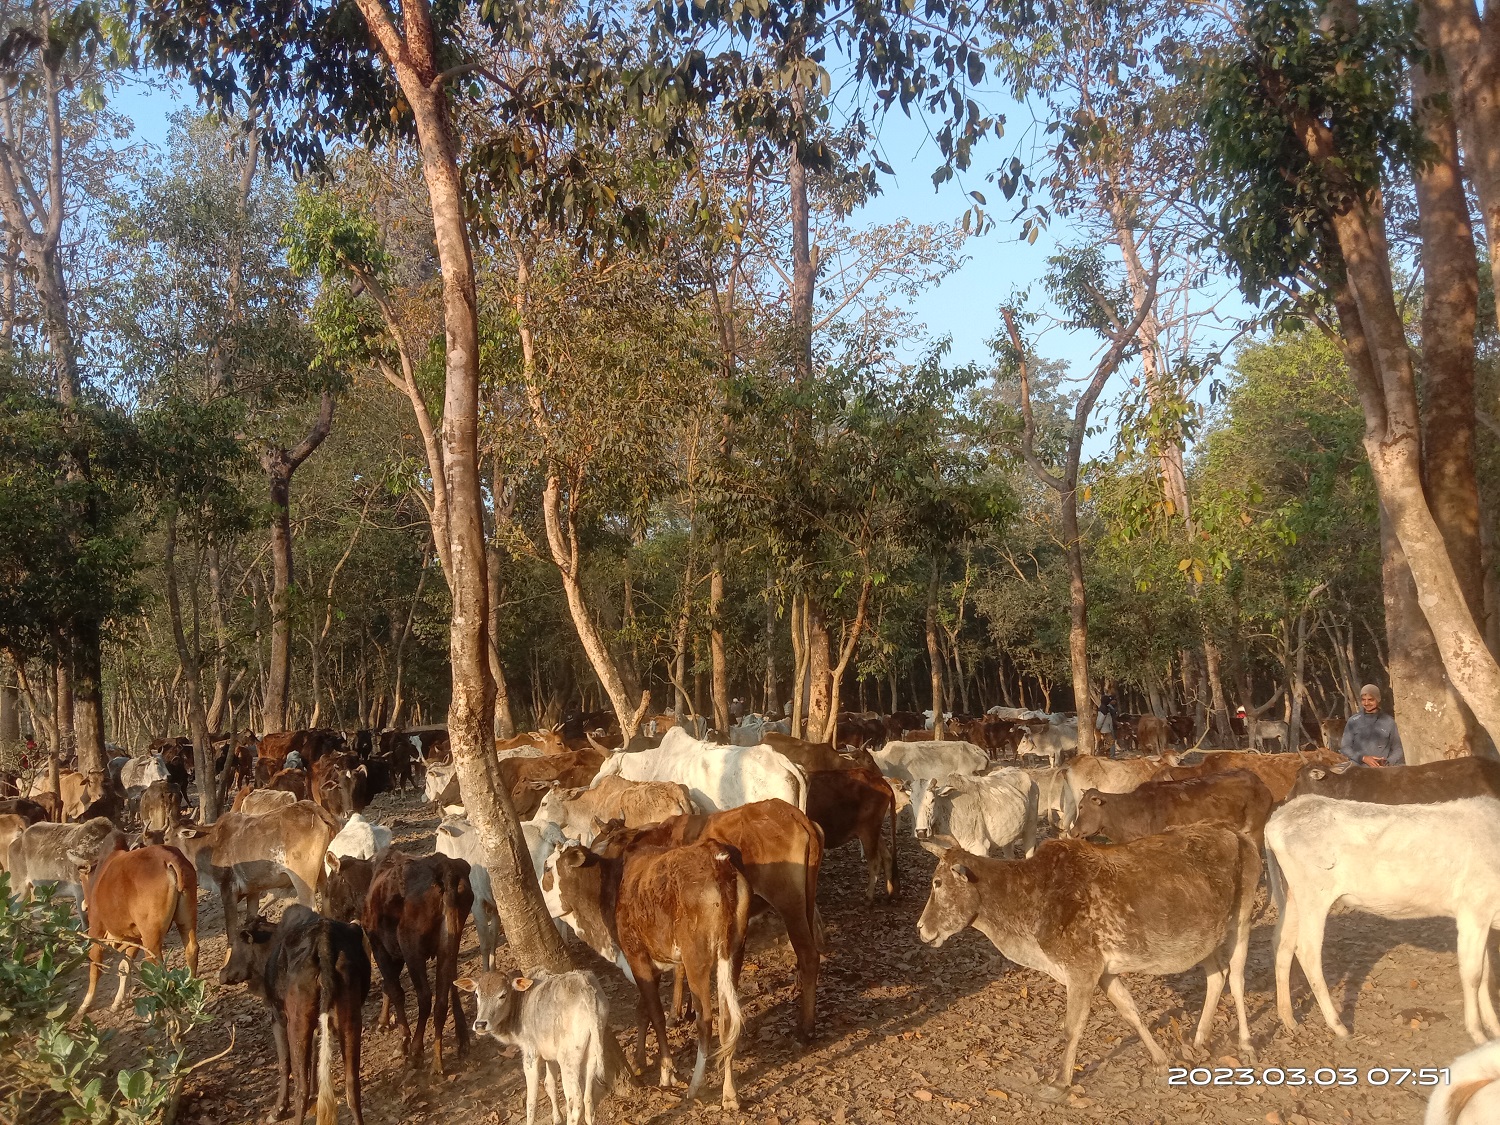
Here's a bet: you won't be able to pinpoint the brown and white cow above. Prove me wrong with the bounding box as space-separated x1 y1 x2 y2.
551 838 747 1110
168 802 339 936
362 851 474 1074
1069 769 1276 848
1153 747 1343 803
73 836 199 1015
917 824 1261 1092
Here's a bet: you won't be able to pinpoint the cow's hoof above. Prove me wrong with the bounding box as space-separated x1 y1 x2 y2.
1035 1085 1066 1104
722 1095 740 1112
1239 1043 1258 1065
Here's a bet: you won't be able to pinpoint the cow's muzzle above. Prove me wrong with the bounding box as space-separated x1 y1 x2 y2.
472 1019 488 1034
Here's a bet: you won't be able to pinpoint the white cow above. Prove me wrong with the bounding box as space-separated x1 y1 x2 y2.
120 754 169 794
1015 722 1078 767
1427 1038 1500 1124
1267 795 1500 1045
1022 766 1077 831
1248 719 1289 751
436 815 568 968
911 770 1038 859
324 812 391 874
867 740 988 785
590 727 807 812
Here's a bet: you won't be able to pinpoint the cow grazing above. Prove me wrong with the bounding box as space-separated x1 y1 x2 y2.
868 740 989 785
551 838 747 1109
912 770 1039 859
74 837 199 1015
234 787 299 815
7 818 121 908
917 825 1261 1091
362 851 474 1073
1070 770 1276 848
221 905 372 1125
1267 795 1500 1045
458 969 613 1125
1286 756 1500 805
531 775 696 843
592 728 808 813
139 780 184 844
1154 747 1343 803
595 799 822 1041
805 766 898 901
169 802 339 936
325 812 392 873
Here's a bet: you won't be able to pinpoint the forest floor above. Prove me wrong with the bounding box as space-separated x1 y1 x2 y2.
86 786 1477 1125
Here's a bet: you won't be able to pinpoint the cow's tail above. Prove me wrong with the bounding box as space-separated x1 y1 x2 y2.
712 854 748 1070
315 922 338 1125
438 859 470 971
803 820 823 950
884 777 899 897
788 763 809 812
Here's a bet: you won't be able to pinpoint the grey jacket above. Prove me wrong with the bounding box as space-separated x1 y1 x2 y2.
1339 711 1405 766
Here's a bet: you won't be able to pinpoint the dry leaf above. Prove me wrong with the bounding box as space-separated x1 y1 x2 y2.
912 1089 934 1102
985 1089 1009 1100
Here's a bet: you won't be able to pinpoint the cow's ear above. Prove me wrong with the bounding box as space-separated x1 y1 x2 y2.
952 864 974 883
513 976 533 992
321 779 338 791
327 852 341 873
455 977 476 993
1308 768 1326 780
561 847 589 869
356 765 367 777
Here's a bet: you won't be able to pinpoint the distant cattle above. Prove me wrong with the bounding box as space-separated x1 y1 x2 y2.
868 740 989 785
591 729 807 813
918 824 1260 1089
363 852 474 1073
139 780 184 844
258 728 347 771
221 904 372 1125
1286 757 1500 805
1133 716 1169 757
458 968 614 1125
1015 722 1078 767
120 754 169 797
1247 718 1289 752
1319 717 1347 751
833 712 886 750
74 836 198 1015
1268 795 1500 1046
1070 770 1275 848
551 837 747 1110
912 770 1038 859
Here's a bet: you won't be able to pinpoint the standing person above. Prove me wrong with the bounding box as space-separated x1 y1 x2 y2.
1339 684 1405 767
1096 690 1118 758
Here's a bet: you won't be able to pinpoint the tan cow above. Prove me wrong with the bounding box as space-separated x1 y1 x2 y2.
231 787 298 815
531 775 696 842
1153 747 1344 803
168 801 339 936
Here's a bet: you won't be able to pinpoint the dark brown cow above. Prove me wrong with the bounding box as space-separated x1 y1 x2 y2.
362 852 473 1074
805 766 898 901
1070 770 1276 848
552 838 748 1110
762 733 878 774
918 825 1261 1091
833 712 886 750
325 854 377 923
221 905 372 1125
268 767 311 802
1166 713 1196 746
498 749 604 818
258 729 348 771
0 796 52 825
1153 747 1344 803
311 751 362 818
1286 756 1500 805
74 837 198 1015
597 799 822 1040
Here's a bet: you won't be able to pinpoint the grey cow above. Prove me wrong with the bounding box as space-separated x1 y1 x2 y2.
7 818 122 909
911 770 1039 859
458 968 612 1125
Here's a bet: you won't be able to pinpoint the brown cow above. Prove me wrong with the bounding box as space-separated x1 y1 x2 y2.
762 733 878 774
499 749 605 818
1134 715 1169 757
221 905 372 1125
362 851 473 1074
1069 769 1276 848
833 712 886 750
806 766 898 901
311 751 362 819
325 853 378 923
884 711 925 740
552 838 748 1109
169 802 339 936
268 767 311 802
258 729 348 771
1319 717 1347 751
74 837 199 1015
596 799 822 1040
1286 756 1500 805
1153 747 1343 803
232 786 298 815
139 780 184 844
918 825 1261 1091
531 775 696 841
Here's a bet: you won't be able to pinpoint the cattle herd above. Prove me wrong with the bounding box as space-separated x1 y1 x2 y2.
5 705 1500 1123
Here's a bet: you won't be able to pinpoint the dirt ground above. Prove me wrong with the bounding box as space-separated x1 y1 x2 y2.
83 787 1479 1125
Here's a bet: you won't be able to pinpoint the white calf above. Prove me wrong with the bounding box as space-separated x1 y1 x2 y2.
1267 795 1500 1045
323 812 391 874
867 740 988 785
911 770 1039 859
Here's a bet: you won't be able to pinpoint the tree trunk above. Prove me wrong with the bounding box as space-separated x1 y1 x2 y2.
806 598 832 741
347 0 568 971
1204 639 1232 739
1060 496 1096 754
926 561 946 739
261 391 334 733
163 511 218 820
820 578 873 742
763 594 779 717
54 647 74 759
789 594 808 738
70 620 107 777
710 545 729 733
486 547 515 739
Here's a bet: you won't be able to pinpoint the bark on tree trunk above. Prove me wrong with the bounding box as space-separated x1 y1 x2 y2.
486 546 515 739
710 545 730 734
926 561 946 740
54 646 73 760
820 578 873 743
1060 495 1096 754
164 512 218 821
790 594 809 738
806 598 832 741
763 594 779 717
261 390 334 733
347 0 569 971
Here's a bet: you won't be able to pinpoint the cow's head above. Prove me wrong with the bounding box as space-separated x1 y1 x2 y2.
456 970 532 1037
221 915 277 986
916 848 982 947
325 853 376 923
546 844 619 962
1067 790 1109 839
